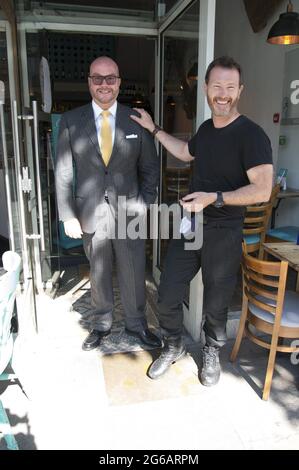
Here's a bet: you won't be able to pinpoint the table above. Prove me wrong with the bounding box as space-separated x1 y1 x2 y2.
263 242 299 291
271 187 299 228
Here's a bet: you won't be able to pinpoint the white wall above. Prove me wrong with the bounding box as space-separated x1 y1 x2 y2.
275 6 299 227
214 0 290 167
215 0 299 228
277 43 299 201
282 47 299 119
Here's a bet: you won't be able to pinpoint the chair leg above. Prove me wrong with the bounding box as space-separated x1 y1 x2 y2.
230 299 248 362
262 335 279 401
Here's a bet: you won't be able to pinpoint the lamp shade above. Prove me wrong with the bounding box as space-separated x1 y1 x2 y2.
267 9 299 45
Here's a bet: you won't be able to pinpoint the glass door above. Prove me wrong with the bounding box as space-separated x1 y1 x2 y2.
0 29 22 255
1 18 63 335
158 0 200 271
0 21 39 336
18 29 63 291
153 0 216 339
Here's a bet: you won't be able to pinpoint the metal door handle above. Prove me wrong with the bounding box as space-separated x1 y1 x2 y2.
32 101 45 251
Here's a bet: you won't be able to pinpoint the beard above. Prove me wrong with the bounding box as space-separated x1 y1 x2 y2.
207 94 239 117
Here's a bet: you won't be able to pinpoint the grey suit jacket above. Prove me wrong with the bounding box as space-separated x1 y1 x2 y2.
55 102 159 233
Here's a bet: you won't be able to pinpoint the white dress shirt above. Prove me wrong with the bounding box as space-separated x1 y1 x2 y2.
92 100 117 150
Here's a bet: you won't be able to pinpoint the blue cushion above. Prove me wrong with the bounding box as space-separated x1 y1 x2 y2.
243 234 261 245
248 291 299 328
53 222 83 249
267 226 299 243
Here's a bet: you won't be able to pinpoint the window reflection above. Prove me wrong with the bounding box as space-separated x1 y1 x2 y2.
159 0 199 269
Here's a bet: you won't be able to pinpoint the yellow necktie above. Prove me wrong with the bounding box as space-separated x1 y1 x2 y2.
100 110 112 166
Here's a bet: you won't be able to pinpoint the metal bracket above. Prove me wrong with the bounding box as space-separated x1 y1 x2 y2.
26 234 41 240
17 114 33 120
21 167 32 193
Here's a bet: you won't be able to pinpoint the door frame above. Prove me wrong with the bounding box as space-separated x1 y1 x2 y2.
152 0 216 340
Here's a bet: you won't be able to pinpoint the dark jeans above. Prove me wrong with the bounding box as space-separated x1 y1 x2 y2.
158 221 243 347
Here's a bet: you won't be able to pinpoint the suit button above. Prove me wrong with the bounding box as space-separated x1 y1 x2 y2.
105 171 108 175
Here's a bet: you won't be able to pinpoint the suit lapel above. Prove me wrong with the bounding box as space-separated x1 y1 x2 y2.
81 104 104 162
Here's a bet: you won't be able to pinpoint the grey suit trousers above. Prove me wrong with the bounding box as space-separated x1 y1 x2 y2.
82 203 147 332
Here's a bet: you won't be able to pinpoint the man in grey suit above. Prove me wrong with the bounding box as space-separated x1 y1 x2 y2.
55 56 161 351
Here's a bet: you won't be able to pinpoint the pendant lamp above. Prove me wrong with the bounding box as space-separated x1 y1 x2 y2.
267 1 299 45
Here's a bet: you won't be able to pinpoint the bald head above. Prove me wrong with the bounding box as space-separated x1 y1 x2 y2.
88 56 121 109
89 56 119 77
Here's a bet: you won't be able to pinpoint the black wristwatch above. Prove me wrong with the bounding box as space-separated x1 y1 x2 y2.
214 191 224 208
152 124 162 137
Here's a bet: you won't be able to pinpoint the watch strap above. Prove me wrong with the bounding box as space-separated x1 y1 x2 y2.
214 191 224 208
152 124 162 137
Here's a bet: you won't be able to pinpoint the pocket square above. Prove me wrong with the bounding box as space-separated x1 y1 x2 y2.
126 134 138 139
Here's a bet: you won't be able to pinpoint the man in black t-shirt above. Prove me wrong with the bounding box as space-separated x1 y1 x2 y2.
131 56 273 386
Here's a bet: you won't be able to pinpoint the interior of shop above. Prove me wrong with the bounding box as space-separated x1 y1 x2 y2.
23 33 156 269
23 19 200 275
28 32 156 113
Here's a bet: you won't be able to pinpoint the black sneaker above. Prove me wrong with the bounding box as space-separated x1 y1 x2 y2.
147 337 186 379
199 345 220 386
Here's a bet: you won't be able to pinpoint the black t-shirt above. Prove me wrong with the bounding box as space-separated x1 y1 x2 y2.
188 115 273 222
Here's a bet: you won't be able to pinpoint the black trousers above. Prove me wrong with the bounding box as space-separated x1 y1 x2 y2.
158 222 243 347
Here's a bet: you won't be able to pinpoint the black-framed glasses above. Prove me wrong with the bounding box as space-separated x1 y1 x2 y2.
88 75 120 85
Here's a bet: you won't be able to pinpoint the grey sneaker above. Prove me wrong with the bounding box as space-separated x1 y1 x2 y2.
200 345 220 386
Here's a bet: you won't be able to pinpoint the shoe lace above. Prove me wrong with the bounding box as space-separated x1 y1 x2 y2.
160 341 182 359
203 347 217 368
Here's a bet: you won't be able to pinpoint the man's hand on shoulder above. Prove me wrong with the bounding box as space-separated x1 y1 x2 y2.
130 108 155 133
64 218 83 238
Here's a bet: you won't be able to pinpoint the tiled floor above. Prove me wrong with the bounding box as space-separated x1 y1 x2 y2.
102 349 200 406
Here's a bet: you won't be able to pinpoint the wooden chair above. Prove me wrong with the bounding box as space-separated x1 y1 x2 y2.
230 247 299 400
243 184 280 258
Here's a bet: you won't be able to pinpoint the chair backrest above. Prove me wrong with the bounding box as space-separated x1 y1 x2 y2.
0 251 21 375
269 183 280 205
242 251 288 323
243 184 280 258
243 202 272 255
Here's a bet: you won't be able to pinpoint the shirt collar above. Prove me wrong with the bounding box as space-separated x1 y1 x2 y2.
92 100 118 120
